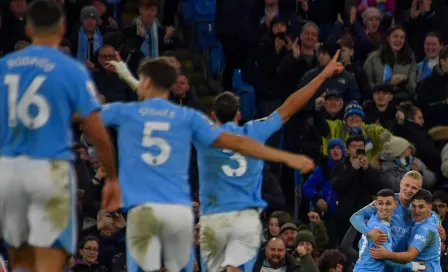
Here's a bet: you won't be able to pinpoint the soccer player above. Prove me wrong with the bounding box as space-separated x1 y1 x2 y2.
350 171 444 271
195 52 344 272
370 189 442 272
99 56 319 272
0 1 121 272
353 189 425 272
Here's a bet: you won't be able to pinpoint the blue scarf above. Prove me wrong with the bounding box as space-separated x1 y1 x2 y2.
77 27 103 62
394 156 413 171
140 21 159 58
417 58 433 82
383 64 393 83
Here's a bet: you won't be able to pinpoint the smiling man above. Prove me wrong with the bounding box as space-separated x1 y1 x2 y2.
370 189 442 272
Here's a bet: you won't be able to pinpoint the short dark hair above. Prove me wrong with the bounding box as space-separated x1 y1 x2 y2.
338 37 354 50
346 135 365 147
212 91 240 123
377 188 395 198
60 37 72 48
318 249 346 272
137 57 179 91
433 190 448 204
426 32 443 44
440 45 448 60
79 235 99 249
411 189 433 204
102 31 124 51
26 0 65 32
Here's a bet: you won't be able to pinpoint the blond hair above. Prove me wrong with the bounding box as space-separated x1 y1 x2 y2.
403 170 423 181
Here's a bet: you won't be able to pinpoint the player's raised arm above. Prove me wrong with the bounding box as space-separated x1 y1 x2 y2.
212 132 315 174
276 50 344 124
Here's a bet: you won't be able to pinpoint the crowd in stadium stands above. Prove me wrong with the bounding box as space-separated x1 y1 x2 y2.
2 0 448 271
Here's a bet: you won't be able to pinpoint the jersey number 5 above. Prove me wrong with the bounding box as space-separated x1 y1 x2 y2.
141 121 171 166
5 74 49 129
222 149 248 177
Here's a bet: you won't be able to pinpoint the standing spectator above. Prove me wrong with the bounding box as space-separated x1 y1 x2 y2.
417 45 448 128
314 89 345 120
123 0 174 59
300 41 360 106
257 0 300 40
416 32 443 83
91 0 118 32
362 84 397 131
73 6 104 70
363 25 417 102
1 0 28 55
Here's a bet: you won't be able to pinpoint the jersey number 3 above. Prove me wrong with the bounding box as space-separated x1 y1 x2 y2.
5 74 49 129
222 149 248 177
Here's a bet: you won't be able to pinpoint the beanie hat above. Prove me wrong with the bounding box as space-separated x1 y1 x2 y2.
81 6 100 21
296 230 316 249
380 131 414 157
344 101 364 120
280 222 298 234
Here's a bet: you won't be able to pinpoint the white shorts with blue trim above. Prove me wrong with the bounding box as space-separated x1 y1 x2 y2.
0 156 77 255
126 203 194 272
199 209 262 272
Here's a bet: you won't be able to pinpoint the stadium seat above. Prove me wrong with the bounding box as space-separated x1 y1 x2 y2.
232 70 256 121
181 0 216 26
207 43 224 76
194 22 218 53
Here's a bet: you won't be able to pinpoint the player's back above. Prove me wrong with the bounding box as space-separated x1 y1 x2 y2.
410 220 442 272
195 112 282 215
354 215 392 272
0 45 99 160
100 98 222 209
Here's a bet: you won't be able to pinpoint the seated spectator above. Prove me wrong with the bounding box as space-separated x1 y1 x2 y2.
72 6 104 70
123 0 175 59
416 32 443 83
300 41 360 105
65 235 107 272
315 100 387 160
253 238 305 272
417 45 448 128
363 25 417 102
169 74 200 109
379 131 436 192
362 84 397 131
93 45 137 102
394 102 442 173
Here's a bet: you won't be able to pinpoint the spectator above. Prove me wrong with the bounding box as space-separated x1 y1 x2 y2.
394 102 442 173
379 130 436 191
432 191 448 271
357 0 395 19
90 0 118 32
315 100 387 160
280 222 299 253
353 7 383 63
319 249 352 272
73 6 104 70
362 84 397 131
1 0 28 55
300 41 360 106
65 236 107 272
93 45 136 102
123 0 175 59
253 238 305 272
363 25 417 102
169 74 200 109
332 135 382 244
417 45 448 128
314 89 345 120
257 0 300 40
416 32 443 83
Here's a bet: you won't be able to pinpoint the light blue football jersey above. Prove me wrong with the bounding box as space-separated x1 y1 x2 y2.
100 98 223 208
0 45 101 160
408 218 442 272
195 111 283 215
354 215 394 272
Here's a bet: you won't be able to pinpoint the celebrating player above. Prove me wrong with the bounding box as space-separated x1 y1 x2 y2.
195 51 344 272
0 1 120 272
370 189 442 272
353 189 425 272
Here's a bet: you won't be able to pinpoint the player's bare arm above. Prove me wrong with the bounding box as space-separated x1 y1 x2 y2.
276 50 344 124
212 132 315 173
369 246 419 263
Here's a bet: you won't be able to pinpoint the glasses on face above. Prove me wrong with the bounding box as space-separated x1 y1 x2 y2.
83 247 98 252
